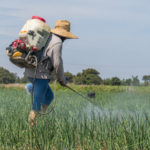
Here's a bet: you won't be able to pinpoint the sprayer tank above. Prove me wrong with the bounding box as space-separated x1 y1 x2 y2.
18 16 51 50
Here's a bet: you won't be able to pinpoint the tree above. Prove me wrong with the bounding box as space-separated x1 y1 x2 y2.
82 68 100 77
15 77 21 83
111 77 121 86
85 74 102 85
73 76 86 85
102 78 112 85
82 68 102 85
20 76 29 83
125 78 132 86
121 79 126 86
142 75 150 86
131 75 140 86
76 73 82 77
64 71 74 83
0 67 15 84
73 68 102 85
12 72 18 78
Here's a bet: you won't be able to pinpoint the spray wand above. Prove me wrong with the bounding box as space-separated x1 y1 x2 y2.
65 85 97 105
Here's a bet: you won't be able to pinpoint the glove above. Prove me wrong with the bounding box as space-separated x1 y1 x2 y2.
59 81 66 87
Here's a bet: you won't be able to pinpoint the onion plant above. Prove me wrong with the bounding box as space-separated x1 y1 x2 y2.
0 88 150 149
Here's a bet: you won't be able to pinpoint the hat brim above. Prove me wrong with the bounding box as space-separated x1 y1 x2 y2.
51 29 78 39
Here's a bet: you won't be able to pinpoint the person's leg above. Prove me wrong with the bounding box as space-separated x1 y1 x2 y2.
28 77 49 125
25 83 33 95
42 85 54 113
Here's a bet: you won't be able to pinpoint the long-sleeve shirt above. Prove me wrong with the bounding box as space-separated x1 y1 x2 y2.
24 33 67 84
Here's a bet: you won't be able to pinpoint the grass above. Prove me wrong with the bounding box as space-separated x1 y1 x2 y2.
2 82 150 93
0 86 150 149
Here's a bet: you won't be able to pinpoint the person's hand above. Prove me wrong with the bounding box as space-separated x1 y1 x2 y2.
59 81 66 86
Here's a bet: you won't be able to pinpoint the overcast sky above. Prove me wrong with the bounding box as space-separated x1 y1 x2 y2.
0 0 150 82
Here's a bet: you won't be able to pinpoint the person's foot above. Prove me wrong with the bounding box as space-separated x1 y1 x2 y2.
28 110 37 126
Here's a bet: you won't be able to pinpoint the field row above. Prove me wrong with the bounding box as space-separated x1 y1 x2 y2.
0 89 150 149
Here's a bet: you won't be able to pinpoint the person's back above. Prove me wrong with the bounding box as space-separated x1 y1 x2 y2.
25 33 66 83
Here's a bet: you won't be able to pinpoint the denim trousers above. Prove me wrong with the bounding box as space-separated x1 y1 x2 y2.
28 77 54 111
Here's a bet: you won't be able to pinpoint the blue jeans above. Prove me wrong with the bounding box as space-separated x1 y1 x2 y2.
28 77 54 111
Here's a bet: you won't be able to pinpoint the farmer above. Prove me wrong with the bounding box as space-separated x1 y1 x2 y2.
24 20 78 124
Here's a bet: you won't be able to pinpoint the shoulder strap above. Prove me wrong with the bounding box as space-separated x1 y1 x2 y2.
38 33 62 71
35 48 44 63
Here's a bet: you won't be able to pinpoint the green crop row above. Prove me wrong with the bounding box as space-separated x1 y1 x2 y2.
0 89 150 149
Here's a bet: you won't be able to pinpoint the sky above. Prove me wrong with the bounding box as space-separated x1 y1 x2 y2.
0 0 150 82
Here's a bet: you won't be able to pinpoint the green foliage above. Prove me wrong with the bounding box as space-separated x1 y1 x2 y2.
0 65 143 88
0 67 15 84
111 77 121 86
122 77 139 86
122 78 132 86
0 67 30 84
76 72 82 76
132 75 140 86
102 76 140 86
17 76 29 83
73 76 86 85
125 78 132 86
74 68 102 85
13 73 29 83
102 78 112 85
102 77 122 86
64 71 74 83
85 74 102 85
0 66 143 88
142 75 150 86
82 68 100 76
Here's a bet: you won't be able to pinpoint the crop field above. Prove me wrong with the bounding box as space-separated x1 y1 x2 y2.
1 85 150 149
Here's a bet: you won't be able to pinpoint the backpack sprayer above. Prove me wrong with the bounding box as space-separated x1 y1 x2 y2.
6 16 96 115
6 16 51 68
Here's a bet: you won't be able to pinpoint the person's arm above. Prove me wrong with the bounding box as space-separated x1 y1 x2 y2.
47 43 67 86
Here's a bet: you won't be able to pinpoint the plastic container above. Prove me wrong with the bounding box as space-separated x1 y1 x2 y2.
18 16 51 50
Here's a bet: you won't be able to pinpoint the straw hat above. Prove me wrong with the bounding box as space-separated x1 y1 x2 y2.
51 20 78 39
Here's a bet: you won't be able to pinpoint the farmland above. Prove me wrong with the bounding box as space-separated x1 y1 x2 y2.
0 84 150 149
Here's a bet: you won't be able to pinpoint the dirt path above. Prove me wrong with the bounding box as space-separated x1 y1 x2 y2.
4 84 25 89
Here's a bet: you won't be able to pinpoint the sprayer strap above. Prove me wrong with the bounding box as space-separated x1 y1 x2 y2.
38 56 49 65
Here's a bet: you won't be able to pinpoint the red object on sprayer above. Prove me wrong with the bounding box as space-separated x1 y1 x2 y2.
32 16 46 23
12 39 26 51
32 47 37 51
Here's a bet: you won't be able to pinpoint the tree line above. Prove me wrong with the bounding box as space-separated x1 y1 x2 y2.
0 66 149 86
0 67 29 84
63 69 141 86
